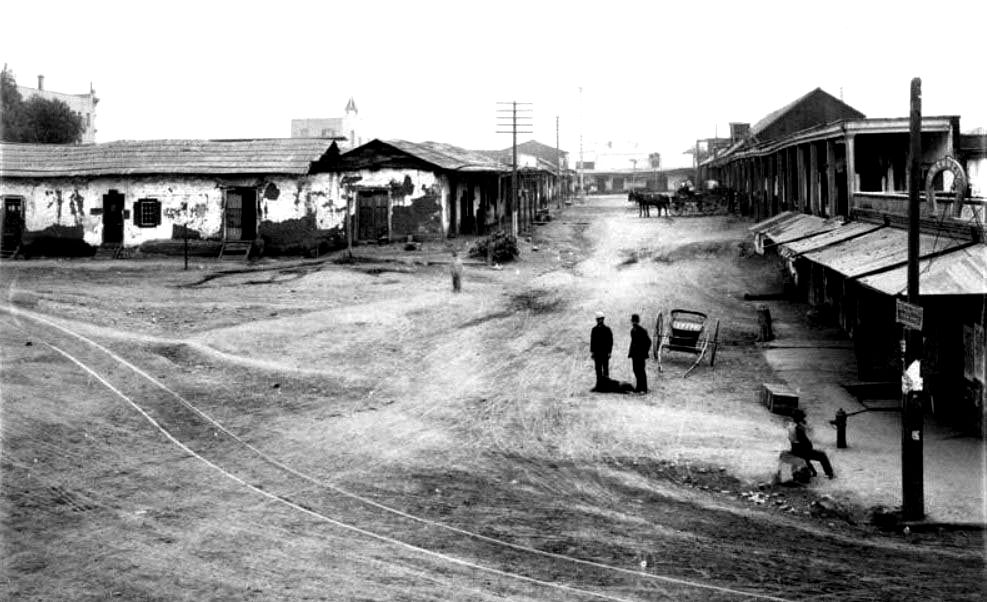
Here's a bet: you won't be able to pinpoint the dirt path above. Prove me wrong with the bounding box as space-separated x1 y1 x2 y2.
2 195 984 601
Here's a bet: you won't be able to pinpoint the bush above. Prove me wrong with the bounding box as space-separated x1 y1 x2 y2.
258 218 346 258
467 230 519 263
20 225 94 258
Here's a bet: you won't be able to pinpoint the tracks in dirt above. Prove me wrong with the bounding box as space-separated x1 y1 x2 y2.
2 304 795 602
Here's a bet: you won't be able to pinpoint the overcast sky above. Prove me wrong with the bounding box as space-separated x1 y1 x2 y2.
4 0 985 168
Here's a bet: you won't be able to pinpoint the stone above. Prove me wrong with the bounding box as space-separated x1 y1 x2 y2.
775 451 812 485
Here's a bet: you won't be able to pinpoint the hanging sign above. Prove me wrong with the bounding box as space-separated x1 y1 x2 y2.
896 299 923 330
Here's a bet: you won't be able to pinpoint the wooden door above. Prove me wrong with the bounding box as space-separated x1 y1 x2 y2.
357 191 388 241
224 188 257 241
225 190 243 241
2 198 24 249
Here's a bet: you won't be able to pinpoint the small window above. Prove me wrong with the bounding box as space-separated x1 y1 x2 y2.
134 198 161 228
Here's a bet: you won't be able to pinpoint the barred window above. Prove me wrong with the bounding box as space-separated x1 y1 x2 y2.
134 198 161 228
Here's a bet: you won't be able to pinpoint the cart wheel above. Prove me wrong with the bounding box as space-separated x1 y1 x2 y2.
709 319 720 367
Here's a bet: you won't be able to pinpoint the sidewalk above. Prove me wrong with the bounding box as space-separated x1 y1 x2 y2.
760 300 987 525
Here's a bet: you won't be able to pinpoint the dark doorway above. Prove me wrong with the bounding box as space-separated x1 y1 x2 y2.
224 188 258 241
102 190 125 244
460 186 475 235
835 144 849 217
357 190 389 241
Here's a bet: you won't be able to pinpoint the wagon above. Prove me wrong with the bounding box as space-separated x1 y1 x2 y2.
653 309 720 377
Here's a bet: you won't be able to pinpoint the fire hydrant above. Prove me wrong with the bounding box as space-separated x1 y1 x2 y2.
831 408 848 449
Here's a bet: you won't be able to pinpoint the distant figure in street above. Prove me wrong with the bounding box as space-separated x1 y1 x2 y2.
788 409 835 479
627 313 652 393
590 311 613 390
450 250 463 292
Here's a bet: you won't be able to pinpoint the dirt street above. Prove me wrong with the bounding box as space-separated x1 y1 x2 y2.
2 194 983 601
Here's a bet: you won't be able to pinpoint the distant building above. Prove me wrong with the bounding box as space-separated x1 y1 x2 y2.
17 74 99 143
291 97 361 149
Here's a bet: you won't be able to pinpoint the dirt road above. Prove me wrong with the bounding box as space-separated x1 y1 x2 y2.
2 195 983 600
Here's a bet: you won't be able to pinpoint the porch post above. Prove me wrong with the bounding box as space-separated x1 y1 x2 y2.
826 138 837 218
809 142 819 216
845 133 856 216
796 145 806 213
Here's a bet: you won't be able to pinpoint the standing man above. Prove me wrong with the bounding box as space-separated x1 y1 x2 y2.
590 311 613 391
628 313 652 393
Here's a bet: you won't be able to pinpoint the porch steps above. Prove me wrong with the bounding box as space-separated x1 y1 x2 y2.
93 244 123 260
218 241 252 262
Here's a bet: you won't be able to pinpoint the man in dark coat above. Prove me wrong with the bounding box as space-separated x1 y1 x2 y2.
590 311 613 391
628 313 652 393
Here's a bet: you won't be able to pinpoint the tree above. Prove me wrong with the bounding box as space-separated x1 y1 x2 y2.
0 66 83 143
1 66 24 141
19 96 83 143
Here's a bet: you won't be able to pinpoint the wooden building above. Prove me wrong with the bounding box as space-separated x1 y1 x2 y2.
722 88 987 433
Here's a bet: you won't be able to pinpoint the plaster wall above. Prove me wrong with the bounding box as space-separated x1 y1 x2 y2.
1 172 345 247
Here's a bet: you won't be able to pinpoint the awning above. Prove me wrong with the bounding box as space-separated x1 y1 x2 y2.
753 213 835 255
749 211 798 233
858 244 987 296
779 222 885 259
802 227 968 278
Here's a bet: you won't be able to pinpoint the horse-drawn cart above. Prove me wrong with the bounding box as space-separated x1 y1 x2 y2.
653 309 719 377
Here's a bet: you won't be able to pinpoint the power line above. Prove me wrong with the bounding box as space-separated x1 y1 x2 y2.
496 101 533 238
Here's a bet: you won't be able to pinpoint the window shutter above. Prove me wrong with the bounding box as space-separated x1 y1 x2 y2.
134 199 162 228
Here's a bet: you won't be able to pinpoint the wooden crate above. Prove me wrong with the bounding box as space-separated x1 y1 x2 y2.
761 383 799 415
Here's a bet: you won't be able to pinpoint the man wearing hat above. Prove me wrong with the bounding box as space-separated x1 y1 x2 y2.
788 409 835 479
590 311 613 391
627 313 652 393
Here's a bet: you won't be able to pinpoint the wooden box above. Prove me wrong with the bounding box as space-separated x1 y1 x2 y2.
761 383 799 415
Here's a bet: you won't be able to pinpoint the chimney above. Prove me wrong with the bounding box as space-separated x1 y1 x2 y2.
729 122 750 144
37 74 44 90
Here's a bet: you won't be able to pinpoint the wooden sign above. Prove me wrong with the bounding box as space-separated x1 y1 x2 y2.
896 299 923 330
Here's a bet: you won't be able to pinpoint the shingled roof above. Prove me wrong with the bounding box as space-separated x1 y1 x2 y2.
384 140 508 172
750 88 864 142
0 138 339 178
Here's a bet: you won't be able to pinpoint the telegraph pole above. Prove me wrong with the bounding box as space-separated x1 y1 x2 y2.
578 86 584 199
556 115 562 209
902 77 925 521
496 101 533 238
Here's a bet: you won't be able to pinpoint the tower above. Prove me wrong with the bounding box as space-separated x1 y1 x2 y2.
342 97 360 147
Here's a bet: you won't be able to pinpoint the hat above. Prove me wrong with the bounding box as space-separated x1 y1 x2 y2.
595 311 605 319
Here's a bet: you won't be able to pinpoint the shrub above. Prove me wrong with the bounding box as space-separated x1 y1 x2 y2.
468 230 519 263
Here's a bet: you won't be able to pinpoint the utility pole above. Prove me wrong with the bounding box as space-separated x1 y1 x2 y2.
578 86 584 199
496 101 533 238
901 77 925 521
556 115 562 210
695 139 701 191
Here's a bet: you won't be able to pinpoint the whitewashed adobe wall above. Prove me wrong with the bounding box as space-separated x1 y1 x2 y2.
341 168 447 236
1 173 345 246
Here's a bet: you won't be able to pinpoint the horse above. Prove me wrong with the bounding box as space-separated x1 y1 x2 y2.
629 191 671 217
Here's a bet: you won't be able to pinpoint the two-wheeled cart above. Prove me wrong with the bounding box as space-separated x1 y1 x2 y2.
653 309 719 377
